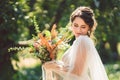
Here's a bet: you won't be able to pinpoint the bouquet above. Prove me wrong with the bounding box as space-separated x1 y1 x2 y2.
8 18 71 64
33 24 70 63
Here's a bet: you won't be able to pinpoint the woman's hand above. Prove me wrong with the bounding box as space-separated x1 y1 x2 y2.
43 61 59 69
43 61 68 72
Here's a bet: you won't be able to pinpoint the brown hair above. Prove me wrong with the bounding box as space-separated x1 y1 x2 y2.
70 6 97 39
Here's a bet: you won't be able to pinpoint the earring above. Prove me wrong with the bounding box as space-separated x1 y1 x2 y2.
87 31 91 36
88 31 90 34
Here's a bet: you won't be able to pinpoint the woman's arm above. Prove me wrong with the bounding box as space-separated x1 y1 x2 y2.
71 45 87 76
43 61 68 72
70 36 90 76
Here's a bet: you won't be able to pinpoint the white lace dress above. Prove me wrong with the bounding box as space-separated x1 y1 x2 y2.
42 35 109 80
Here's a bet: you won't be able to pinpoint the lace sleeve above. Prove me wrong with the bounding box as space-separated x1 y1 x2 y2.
69 35 92 76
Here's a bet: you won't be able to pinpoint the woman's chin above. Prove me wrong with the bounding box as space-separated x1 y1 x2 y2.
75 34 87 38
75 35 81 38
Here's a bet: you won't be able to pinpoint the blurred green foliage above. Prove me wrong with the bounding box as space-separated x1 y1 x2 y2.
0 0 120 80
12 64 42 80
106 61 120 80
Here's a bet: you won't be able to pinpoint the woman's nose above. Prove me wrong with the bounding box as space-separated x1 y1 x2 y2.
76 28 81 32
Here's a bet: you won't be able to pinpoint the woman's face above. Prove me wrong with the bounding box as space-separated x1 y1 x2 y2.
71 17 90 38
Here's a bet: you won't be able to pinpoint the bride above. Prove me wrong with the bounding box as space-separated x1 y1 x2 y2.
41 6 109 80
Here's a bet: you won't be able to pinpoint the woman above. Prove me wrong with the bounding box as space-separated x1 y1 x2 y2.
42 6 109 80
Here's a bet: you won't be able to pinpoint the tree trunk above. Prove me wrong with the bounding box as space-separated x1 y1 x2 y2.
50 0 68 29
109 40 119 61
98 41 110 63
0 44 16 80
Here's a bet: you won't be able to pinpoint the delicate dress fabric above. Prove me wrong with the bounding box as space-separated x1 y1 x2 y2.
42 35 109 80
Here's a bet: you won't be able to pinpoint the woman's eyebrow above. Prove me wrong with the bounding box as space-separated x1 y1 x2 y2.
81 25 86 27
73 23 78 25
73 22 87 27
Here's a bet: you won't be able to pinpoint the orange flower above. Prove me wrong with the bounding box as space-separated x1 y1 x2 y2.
38 24 65 60
51 24 57 39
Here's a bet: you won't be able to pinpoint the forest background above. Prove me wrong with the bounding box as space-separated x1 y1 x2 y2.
0 0 120 80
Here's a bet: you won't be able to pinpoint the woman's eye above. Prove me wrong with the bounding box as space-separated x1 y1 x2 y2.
81 26 86 28
82 27 86 28
74 24 79 27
